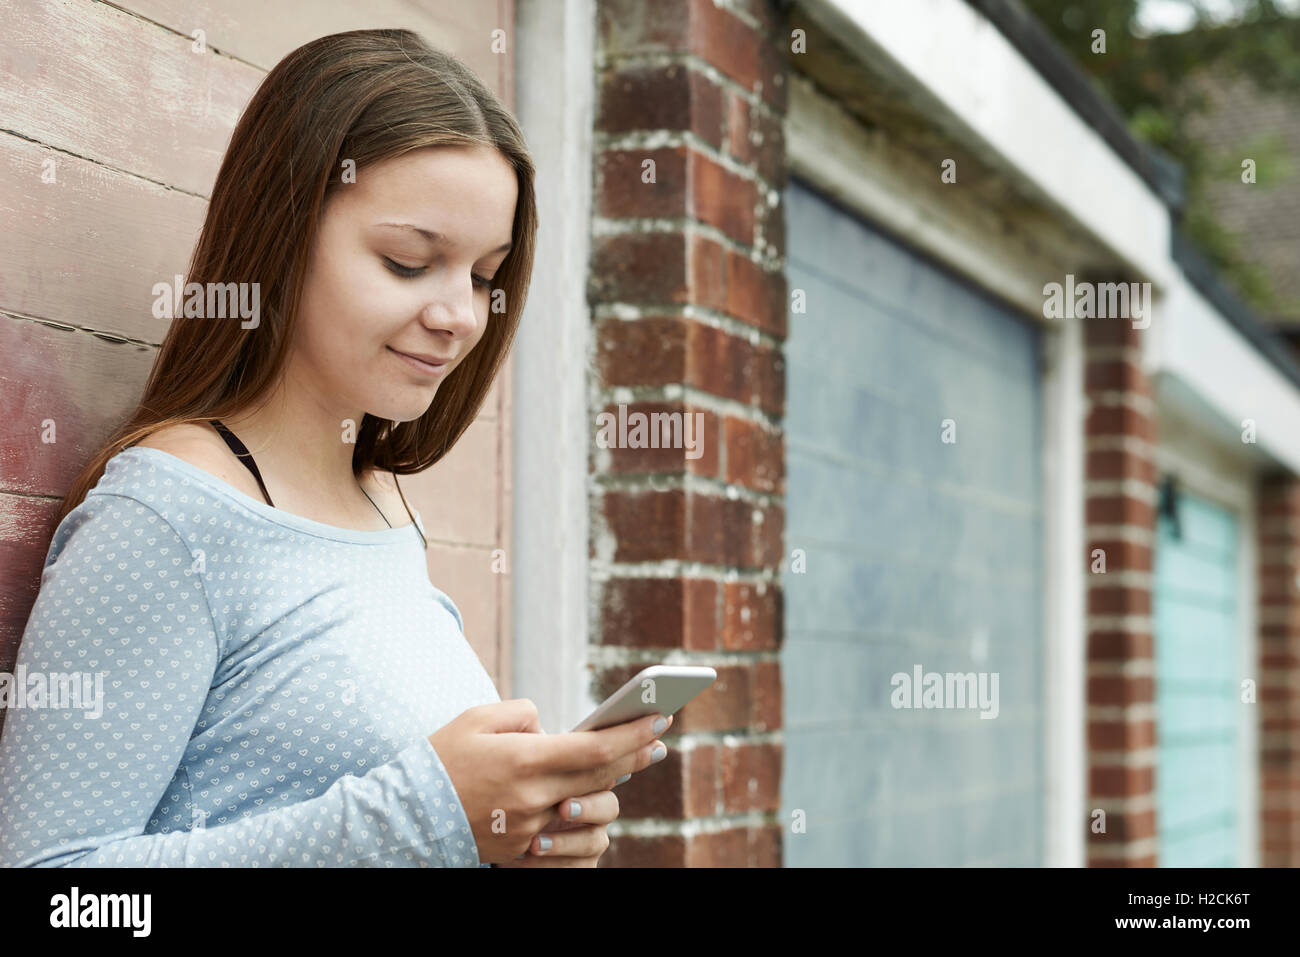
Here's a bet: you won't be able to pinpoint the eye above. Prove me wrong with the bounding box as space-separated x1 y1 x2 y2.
383 257 424 278
385 256 493 290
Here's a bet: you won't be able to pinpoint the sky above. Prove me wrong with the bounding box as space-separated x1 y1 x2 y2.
1136 0 1300 33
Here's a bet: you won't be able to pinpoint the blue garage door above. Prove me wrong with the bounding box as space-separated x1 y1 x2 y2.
780 180 1046 866
1154 490 1242 866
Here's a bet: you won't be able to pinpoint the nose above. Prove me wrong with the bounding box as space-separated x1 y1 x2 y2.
419 272 479 339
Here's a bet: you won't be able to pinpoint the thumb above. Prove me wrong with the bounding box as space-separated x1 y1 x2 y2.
474 697 544 734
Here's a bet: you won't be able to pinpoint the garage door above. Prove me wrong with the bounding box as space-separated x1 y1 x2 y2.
780 179 1046 866
1154 488 1242 866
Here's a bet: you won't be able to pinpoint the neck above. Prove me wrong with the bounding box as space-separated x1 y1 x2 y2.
222 365 369 504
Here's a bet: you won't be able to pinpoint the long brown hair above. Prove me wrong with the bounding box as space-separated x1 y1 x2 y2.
53 28 536 527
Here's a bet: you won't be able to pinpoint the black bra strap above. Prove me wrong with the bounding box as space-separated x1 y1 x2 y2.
209 419 274 507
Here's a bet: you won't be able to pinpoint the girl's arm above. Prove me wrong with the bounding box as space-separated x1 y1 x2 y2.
0 493 479 867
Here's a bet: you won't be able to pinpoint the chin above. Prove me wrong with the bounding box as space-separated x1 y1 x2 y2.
371 396 438 424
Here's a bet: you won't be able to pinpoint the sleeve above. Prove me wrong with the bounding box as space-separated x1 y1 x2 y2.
432 587 466 635
0 493 481 868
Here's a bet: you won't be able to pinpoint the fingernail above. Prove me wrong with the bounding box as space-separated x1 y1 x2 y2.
538 835 552 852
651 744 667 763
615 773 631 785
568 799 582 818
653 716 668 734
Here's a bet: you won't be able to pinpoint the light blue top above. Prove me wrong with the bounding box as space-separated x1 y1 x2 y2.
0 446 500 867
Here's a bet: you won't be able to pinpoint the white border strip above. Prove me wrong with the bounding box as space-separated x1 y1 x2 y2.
513 0 596 732
1042 313 1087 867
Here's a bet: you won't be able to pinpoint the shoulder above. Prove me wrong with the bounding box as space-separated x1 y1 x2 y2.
132 422 267 502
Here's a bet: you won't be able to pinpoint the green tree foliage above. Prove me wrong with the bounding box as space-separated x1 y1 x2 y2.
1020 0 1300 316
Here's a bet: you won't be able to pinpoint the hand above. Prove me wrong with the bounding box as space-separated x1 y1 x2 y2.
493 789 619 868
427 700 671 865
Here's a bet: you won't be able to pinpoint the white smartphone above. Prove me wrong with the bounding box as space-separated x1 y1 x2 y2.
570 665 717 733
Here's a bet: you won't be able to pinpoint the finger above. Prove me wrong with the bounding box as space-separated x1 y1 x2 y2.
529 824 609 859
520 712 671 776
523 715 672 808
556 789 619 827
549 731 669 799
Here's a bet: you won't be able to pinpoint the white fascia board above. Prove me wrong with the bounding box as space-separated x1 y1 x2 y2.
808 0 1175 289
1151 270 1300 474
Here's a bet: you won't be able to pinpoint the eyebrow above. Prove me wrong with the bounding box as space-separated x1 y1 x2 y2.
376 222 512 254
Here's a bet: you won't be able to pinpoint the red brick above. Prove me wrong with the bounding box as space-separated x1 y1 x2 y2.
1095 808 1157 842
1087 630 1154 661
684 743 721 817
1085 404 1155 441
723 244 786 337
1089 763 1155 797
596 315 688 388
597 0 692 52
1088 674 1155 707
598 488 686 562
1087 585 1152 616
596 63 726 149
754 340 785 419
601 834 686 867
691 231 729 318
598 400 720 478
724 415 784 494
1088 719 1156 750
594 316 784 418
616 744 685 818
1084 318 1145 349
684 323 783 418
1084 539 1153 572
722 581 781 651
692 152 760 245
720 742 782 813
597 576 720 650
752 660 782 731
599 490 776 568
684 827 751 867
591 0 784 115
1086 494 1156 528
596 147 688 219
750 500 784 568
750 823 782 867
589 231 688 304
1086 450 1156 484
1084 358 1152 396
682 663 753 733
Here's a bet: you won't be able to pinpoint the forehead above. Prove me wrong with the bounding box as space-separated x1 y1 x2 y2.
337 145 517 239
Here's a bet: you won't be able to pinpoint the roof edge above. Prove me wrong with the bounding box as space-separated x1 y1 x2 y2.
964 0 1186 211
1171 230 1300 392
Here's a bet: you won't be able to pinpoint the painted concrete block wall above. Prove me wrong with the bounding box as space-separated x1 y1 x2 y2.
781 179 1045 866
0 0 517 742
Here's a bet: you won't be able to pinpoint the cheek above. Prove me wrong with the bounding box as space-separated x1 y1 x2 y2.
470 298 494 346
300 249 405 352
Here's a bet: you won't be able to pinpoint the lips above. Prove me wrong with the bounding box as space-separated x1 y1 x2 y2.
389 347 451 366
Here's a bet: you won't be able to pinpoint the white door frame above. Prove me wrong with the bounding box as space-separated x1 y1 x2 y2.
511 0 598 732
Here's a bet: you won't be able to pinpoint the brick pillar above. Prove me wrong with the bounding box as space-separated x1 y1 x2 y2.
589 0 789 867
1257 477 1300 867
1083 317 1159 866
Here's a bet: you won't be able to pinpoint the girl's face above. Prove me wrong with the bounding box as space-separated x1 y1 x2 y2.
292 145 518 423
